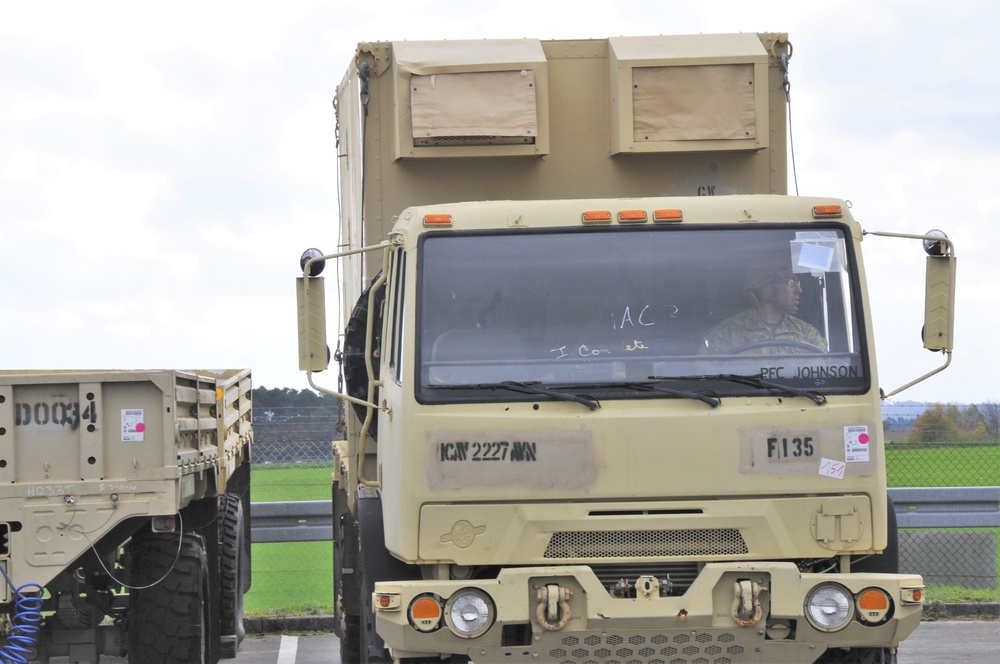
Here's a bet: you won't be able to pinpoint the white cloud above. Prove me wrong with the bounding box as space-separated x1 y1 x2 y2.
1 0 998 401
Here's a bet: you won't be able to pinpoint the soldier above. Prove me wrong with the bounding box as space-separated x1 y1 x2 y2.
703 259 827 355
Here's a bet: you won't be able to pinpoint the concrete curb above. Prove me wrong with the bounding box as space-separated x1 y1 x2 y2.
922 602 1000 620
245 604 1000 634
245 615 336 634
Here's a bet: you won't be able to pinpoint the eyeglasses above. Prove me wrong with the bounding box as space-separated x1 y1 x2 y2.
775 278 801 288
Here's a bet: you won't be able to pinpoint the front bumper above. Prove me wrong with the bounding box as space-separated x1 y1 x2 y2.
374 562 924 663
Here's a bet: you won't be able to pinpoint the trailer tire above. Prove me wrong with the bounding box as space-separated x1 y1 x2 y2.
128 530 209 664
218 492 247 658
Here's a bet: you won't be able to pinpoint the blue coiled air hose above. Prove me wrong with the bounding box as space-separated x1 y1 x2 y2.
0 564 42 664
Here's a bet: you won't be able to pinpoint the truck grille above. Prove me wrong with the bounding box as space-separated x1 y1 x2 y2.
591 562 700 595
544 529 747 559
547 630 745 664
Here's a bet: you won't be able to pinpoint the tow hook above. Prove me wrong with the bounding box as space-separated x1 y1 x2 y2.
731 579 766 628
536 583 573 631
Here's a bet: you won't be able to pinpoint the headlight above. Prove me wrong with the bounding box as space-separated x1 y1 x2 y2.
444 588 495 638
805 583 855 632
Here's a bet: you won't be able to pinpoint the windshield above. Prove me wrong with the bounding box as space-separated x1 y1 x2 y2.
416 225 868 404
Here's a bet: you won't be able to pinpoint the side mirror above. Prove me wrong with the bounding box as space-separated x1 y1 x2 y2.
297 275 329 371
300 247 326 276
922 230 956 352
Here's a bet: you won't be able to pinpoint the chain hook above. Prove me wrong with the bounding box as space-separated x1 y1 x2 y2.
358 60 371 117
780 53 791 97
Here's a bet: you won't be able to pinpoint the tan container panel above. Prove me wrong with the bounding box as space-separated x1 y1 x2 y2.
410 70 538 144
632 63 756 142
608 33 771 154
389 38 549 159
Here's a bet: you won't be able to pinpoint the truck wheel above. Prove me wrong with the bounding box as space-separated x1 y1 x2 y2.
336 510 362 663
343 274 385 438
128 530 209 664
339 613 362 663
360 589 390 664
852 496 899 574
218 492 247 658
816 646 895 663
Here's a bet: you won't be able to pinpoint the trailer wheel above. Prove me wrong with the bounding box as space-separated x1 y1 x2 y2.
128 530 209 664
218 492 247 658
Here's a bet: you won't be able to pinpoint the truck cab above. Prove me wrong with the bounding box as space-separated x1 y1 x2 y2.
298 34 955 664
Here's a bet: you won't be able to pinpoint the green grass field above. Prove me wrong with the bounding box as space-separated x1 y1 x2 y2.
885 441 1000 487
244 541 333 615
250 462 333 503
245 442 1000 615
245 463 335 615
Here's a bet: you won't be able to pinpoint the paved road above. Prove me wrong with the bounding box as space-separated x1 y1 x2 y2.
46 620 999 663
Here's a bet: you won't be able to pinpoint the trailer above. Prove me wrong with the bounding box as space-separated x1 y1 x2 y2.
0 369 252 663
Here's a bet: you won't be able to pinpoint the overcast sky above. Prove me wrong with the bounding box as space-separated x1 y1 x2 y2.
2 1 997 404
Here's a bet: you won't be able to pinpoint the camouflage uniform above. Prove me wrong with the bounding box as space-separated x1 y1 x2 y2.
702 308 827 355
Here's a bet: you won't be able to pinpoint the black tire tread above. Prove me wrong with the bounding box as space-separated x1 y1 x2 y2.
128 530 208 663
218 492 246 658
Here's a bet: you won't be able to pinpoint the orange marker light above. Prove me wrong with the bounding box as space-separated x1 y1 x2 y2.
617 210 648 223
653 209 683 222
858 589 889 611
411 597 442 620
812 205 843 218
423 214 453 227
581 210 612 223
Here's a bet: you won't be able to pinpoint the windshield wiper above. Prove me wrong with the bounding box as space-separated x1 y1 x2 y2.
425 381 600 410
659 374 827 406
569 380 720 408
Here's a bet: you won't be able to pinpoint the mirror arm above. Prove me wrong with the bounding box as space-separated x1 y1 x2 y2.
880 350 952 400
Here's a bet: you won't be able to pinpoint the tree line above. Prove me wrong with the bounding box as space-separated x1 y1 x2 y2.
902 402 1000 442
248 388 998 445
251 386 344 443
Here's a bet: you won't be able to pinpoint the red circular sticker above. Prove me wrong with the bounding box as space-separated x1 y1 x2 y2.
136 423 146 433
858 433 869 444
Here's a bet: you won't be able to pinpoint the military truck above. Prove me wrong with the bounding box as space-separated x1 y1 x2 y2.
0 369 252 663
297 34 957 663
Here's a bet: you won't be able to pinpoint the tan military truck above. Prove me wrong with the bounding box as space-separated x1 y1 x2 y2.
0 369 252 663
298 34 956 663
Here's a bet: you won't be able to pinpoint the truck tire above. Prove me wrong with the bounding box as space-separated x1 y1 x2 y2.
128 530 209 664
816 646 896 663
852 496 900 574
336 506 362 662
356 491 422 663
337 528 385 664
218 493 246 658
339 613 362 664
343 275 384 438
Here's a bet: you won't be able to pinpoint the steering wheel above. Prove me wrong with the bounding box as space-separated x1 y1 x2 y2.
727 339 826 354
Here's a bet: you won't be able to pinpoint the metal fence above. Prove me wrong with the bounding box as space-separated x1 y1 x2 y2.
245 431 1000 615
245 431 336 615
884 440 1000 596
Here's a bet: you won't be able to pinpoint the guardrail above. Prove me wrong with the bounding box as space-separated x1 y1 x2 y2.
249 488 1000 543
251 501 333 543
891 486 1000 528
